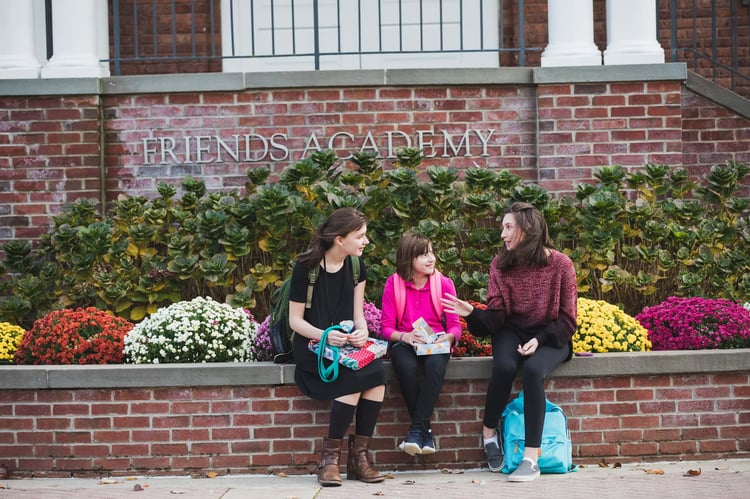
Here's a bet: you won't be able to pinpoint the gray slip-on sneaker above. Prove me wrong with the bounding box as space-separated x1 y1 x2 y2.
508 458 540 482
483 433 504 472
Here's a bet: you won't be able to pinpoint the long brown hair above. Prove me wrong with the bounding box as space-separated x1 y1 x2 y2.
396 231 432 282
298 207 367 268
495 202 554 269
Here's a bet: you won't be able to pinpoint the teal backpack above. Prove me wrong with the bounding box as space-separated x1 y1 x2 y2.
501 391 576 474
269 256 360 363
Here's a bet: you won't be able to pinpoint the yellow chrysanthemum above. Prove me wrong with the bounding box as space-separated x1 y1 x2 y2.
573 298 651 353
0 322 26 362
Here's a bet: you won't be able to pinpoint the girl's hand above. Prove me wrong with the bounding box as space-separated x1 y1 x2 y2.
435 333 454 345
517 338 539 356
399 332 424 345
325 328 350 347
441 293 473 317
346 328 369 348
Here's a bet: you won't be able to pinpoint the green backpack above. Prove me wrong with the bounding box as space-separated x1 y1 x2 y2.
269 256 360 364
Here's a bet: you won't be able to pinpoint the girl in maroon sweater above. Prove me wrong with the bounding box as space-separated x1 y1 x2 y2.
442 202 577 482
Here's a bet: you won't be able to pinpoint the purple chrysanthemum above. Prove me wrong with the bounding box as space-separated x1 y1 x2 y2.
636 297 750 351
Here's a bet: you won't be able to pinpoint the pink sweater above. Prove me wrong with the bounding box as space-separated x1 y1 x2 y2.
380 273 463 343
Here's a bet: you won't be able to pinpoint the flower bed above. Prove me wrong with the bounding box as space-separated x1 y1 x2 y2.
14 308 133 364
123 296 259 363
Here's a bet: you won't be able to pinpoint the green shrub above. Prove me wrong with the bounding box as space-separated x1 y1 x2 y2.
1 151 748 329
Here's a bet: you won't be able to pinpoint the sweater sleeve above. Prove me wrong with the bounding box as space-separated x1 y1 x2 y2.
464 307 505 338
441 275 463 342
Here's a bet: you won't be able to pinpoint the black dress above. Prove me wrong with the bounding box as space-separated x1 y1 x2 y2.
291 256 386 400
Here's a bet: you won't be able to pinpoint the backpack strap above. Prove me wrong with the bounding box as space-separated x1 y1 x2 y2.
305 265 320 309
394 273 406 327
351 255 360 286
306 255 360 309
429 270 444 317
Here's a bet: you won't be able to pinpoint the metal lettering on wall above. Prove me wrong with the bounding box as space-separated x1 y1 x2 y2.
142 129 496 165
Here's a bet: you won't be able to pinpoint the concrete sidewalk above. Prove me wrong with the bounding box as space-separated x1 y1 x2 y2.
0 458 748 499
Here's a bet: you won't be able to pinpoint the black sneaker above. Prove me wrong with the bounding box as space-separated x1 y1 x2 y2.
483 430 504 472
421 428 436 455
403 427 423 456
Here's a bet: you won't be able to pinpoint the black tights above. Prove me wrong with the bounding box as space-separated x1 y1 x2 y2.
328 398 382 439
483 330 569 447
389 342 450 429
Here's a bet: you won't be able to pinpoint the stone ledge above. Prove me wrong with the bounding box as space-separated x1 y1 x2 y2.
1 349 748 390
0 64 689 97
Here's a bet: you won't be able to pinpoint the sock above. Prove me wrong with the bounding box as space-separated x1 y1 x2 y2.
328 400 356 439
354 398 382 437
483 434 499 446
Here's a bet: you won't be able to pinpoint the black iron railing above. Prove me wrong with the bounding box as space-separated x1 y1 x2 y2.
100 0 750 96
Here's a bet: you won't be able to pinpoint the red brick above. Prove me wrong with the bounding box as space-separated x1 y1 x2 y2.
131 430 170 442
152 443 189 455
73 417 112 430
212 455 251 468
659 440 697 454
700 413 738 426
72 444 110 457
111 444 149 456
643 428 681 441
577 443 619 457
211 427 250 440
620 442 658 456
172 429 210 441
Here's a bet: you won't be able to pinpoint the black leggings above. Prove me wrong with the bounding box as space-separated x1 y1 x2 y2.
389 341 450 429
483 330 570 447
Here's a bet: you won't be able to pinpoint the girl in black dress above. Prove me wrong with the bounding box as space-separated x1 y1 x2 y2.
289 207 386 487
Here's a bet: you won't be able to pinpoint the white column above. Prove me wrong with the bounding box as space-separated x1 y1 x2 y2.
604 0 665 65
541 0 601 67
0 1 42 78
42 0 109 78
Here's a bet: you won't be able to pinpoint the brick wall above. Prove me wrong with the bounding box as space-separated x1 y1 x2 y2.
0 355 748 478
4 66 750 248
0 95 102 242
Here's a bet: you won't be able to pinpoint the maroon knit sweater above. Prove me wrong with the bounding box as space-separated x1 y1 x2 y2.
466 249 578 349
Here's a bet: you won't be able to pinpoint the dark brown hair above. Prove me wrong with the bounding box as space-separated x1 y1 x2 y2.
495 202 554 269
396 231 433 281
298 207 367 267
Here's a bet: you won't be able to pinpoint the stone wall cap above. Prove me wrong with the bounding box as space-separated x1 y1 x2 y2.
1 349 748 390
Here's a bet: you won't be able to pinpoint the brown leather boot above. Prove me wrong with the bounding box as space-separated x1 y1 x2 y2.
346 434 385 483
317 437 343 487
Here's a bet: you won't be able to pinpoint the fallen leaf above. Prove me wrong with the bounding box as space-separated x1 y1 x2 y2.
684 468 701 476
206 471 218 479
383 473 395 479
613 462 622 468
599 461 609 468
125 477 138 481
644 469 665 475
276 472 287 478
373 492 385 496
98 478 118 485
440 468 464 474
133 484 144 491
169 490 185 495
402 479 416 485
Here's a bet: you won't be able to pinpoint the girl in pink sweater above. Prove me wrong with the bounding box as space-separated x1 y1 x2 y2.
443 202 578 482
380 232 462 456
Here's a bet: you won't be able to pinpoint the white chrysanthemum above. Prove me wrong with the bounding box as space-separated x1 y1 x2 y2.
123 296 257 364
